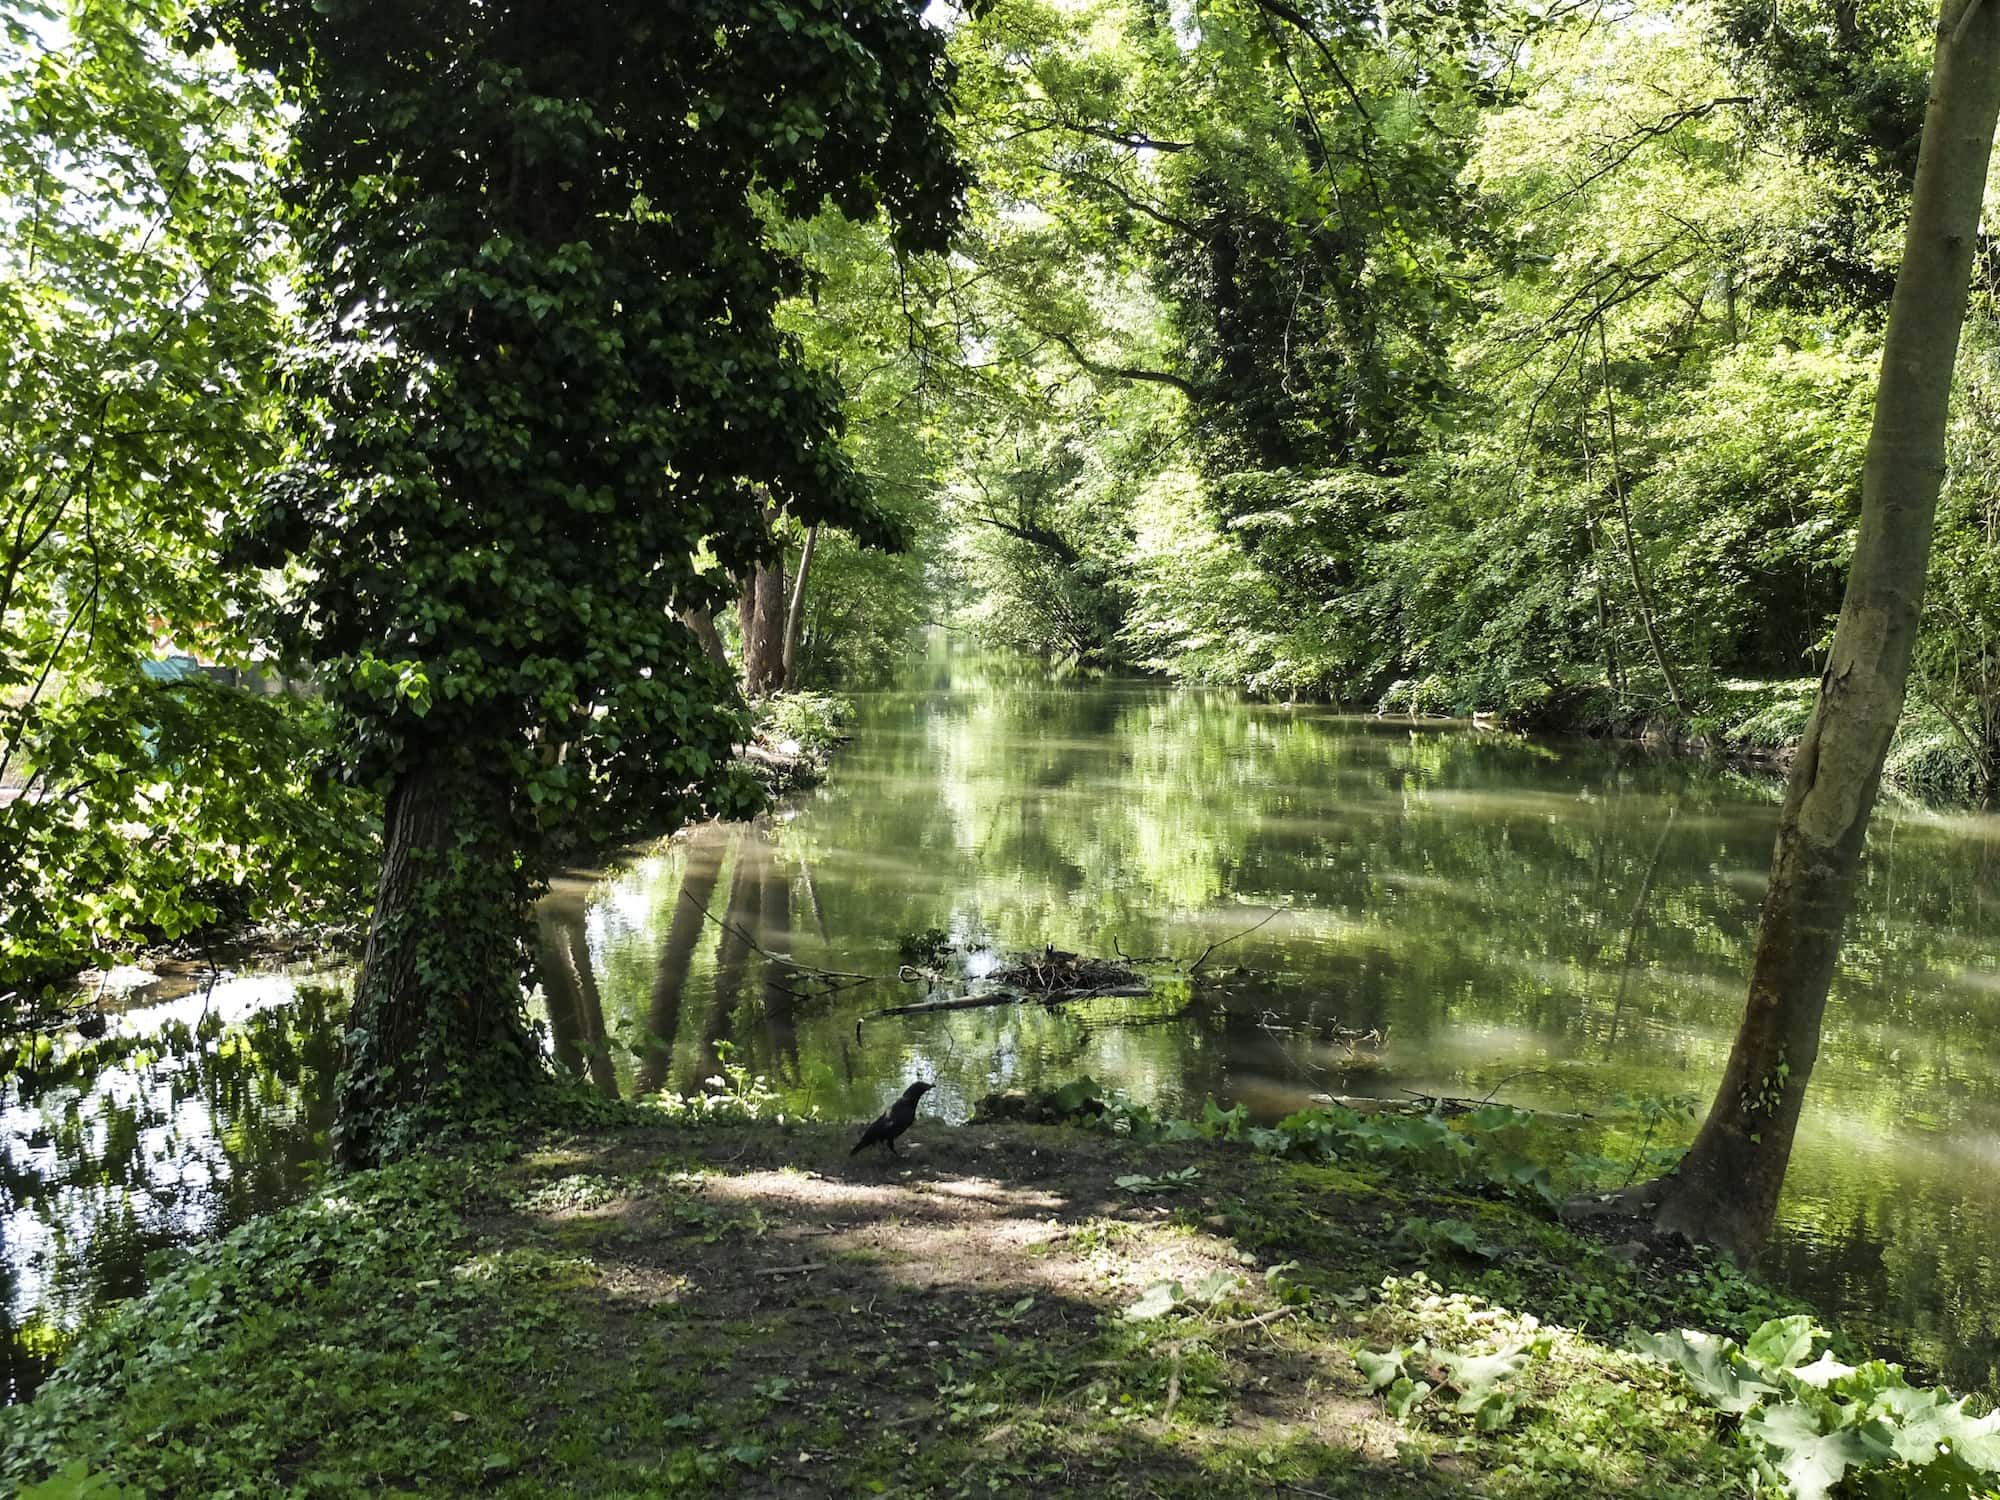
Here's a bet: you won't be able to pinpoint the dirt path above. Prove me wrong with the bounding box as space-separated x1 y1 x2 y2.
465 1120 1724 1498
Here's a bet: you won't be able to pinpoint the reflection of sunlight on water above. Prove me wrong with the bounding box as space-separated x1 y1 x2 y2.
1400 787 1601 819
110 972 301 1036
4 1056 238 1342
3 967 344 1401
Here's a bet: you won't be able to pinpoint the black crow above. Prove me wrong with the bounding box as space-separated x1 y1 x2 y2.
851 1080 935 1156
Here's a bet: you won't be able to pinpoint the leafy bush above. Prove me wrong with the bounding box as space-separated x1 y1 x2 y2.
1 677 378 998
1035 1077 1562 1207
1250 1102 1560 1207
754 691 852 762
642 1044 813 1127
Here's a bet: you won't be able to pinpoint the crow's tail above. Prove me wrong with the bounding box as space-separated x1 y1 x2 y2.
849 1138 867 1156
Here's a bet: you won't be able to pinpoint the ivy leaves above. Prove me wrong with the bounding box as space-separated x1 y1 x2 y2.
187 2 969 1148
212 0 968 826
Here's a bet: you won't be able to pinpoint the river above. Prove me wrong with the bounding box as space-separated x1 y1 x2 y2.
7 655 2000 1400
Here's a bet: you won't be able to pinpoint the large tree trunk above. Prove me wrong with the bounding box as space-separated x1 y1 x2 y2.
338 746 544 1165
738 563 787 697
781 523 820 690
1629 0 2000 1259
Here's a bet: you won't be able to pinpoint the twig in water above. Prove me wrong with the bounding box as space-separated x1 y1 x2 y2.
676 887 882 992
1188 908 1282 973
1477 1068 1556 1106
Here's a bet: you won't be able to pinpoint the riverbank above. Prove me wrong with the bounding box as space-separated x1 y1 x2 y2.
8 1095 1989 1499
1393 673 1990 805
3 690 853 1034
742 690 856 796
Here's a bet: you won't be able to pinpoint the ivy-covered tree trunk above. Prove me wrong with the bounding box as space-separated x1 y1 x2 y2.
338 748 543 1166
1632 0 2000 1258
210 0 964 1159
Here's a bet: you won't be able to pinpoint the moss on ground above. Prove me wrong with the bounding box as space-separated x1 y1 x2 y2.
0 1118 1827 1498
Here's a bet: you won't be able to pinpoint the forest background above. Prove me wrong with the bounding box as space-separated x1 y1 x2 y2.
3 0 1994 996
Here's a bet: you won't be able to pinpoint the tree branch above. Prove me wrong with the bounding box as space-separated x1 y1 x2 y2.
1039 327 1200 397
970 513 1084 567
1527 97 1756 216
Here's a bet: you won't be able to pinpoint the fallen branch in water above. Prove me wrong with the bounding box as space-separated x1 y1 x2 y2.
1356 1088 1594 1122
858 982 1152 1026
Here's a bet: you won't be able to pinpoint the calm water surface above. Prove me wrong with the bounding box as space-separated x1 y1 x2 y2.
8 655 2000 1399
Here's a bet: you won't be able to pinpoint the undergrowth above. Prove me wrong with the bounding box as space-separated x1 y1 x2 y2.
5 1075 1991 1499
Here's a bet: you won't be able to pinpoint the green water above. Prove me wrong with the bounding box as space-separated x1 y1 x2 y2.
547 660 2000 1391
8 655 2000 1401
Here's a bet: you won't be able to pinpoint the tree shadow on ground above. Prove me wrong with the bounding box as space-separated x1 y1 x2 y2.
467 1120 1731 1498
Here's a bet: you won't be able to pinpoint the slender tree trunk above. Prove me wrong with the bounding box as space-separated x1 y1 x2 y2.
338 746 544 1165
1628 0 2000 1259
781 523 819 689
1578 409 1626 700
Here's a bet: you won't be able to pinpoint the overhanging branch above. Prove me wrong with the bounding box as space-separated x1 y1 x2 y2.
1041 327 1200 397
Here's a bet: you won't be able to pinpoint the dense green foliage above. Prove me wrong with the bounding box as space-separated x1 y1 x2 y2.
0 0 371 999
859 0 2000 806
11 0 1999 1012
182 0 971 1158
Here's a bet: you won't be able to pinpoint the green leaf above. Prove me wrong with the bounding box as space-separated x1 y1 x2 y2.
1745 1315 1820 1371
1742 1401 1887 1500
1121 1281 1182 1321
1050 1076 1102 1114
1356 1347 1409 1392
1384 1376 1433 1418
1441 1344 1530 1412
1192 1270 1241 1304
18 1463 138 1500
1629 1329 1776 1415
1789 1351 1856 1389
